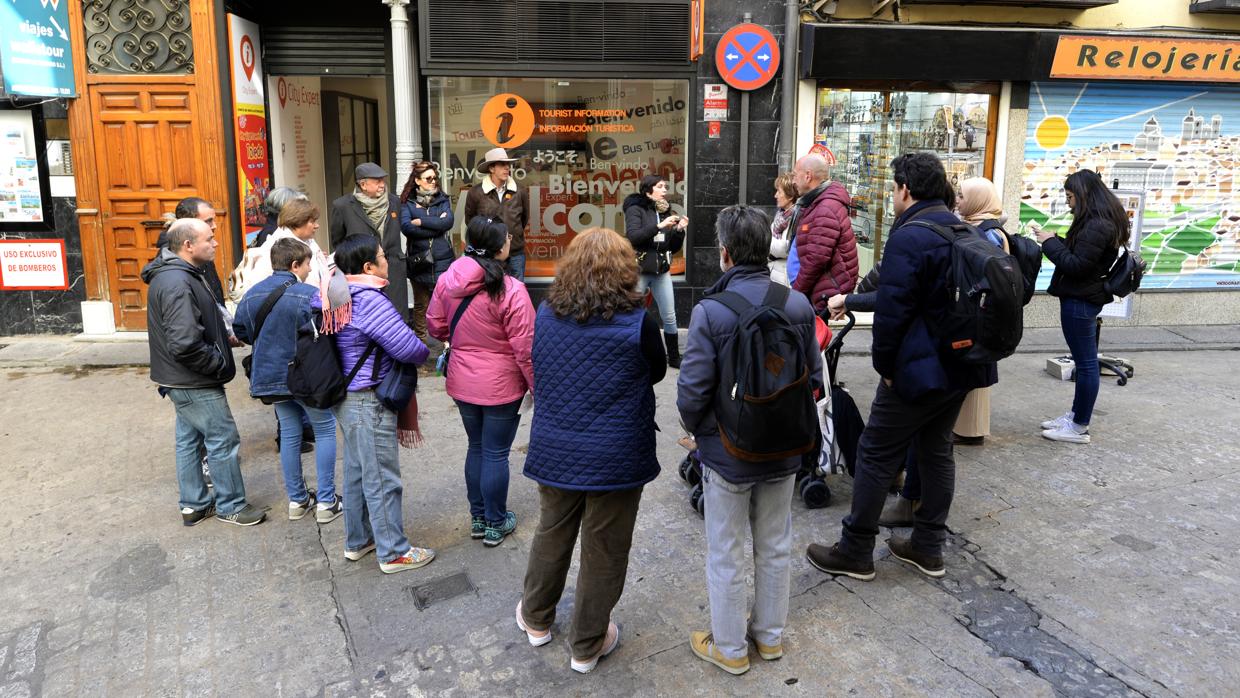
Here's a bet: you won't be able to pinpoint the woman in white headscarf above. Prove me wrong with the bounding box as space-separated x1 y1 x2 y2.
952 177 1009 446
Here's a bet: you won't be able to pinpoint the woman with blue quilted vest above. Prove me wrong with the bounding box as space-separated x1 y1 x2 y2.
513 228 667 675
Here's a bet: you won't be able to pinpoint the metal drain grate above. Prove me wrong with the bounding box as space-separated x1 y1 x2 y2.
408 572 477 611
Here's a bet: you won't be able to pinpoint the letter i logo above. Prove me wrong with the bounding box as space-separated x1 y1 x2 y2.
481 93 535 149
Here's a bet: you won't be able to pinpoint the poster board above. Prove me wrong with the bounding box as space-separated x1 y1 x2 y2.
0 108 54 231
226 15 270 238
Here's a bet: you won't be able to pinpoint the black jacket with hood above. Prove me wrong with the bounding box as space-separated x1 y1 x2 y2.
141 248 236 389
623 192 685 274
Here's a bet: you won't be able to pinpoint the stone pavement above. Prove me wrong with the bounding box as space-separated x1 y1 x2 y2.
1 347 1238 696
0 321 1237 370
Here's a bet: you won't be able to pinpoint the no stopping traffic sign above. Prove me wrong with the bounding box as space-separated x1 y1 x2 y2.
715 23 780 91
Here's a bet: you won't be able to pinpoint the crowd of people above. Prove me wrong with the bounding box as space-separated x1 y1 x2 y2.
142 148 1128 675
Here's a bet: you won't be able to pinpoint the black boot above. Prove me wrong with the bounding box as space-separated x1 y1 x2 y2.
665 331 682 369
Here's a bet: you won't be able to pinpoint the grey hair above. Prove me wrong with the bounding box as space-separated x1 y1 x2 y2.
263 186 308 217
166 218 206 251
715 205 771 267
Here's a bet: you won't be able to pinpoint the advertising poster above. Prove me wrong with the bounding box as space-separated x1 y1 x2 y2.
0 111 44 222
227 15 270 237
0 0 76 97
268 76 328 238
1021 81 1240 290
429 78 689 279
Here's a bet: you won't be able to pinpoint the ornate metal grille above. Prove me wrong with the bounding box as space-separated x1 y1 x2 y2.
83 0 194 74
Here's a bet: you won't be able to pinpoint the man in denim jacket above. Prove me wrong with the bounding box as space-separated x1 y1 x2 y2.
233 239 342 524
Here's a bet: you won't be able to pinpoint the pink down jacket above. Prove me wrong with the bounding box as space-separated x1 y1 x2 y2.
427 256 535 405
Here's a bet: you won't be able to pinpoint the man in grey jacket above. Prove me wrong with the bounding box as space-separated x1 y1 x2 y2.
677 206 823 675
142 218 265 528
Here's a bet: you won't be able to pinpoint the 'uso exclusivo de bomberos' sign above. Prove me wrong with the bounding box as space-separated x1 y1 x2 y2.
1052 36 1240 83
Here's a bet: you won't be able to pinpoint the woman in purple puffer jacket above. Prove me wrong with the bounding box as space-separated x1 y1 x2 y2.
332 234 434 575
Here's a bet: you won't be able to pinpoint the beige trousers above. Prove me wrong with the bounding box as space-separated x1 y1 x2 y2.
954 387 991 438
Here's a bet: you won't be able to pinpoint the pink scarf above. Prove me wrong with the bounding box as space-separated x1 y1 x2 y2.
344 273 423 448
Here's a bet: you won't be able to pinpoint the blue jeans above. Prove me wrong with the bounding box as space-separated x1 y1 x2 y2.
505 252 526 281
636 272 677 334
166 387 247 515
702 468 795 660
1060 298 1103 426
274 400 338 504
335 390 409 563
455 398 523 524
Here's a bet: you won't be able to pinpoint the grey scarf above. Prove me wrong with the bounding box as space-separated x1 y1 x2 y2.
353 188 389 233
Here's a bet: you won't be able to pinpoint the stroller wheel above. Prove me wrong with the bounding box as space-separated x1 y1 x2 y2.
689 483 705 518
686 459 703 487
678 455 694 483
800 477 831 509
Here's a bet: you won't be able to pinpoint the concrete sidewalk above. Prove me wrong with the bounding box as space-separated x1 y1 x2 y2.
3 349 1239 696
0 323 1236 369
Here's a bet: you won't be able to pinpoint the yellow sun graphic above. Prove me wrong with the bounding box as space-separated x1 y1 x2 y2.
1036 115 1071 151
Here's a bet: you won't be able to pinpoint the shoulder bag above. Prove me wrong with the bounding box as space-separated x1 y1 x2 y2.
435 292 479 378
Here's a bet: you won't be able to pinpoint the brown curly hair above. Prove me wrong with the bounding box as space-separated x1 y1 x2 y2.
547 228 642 323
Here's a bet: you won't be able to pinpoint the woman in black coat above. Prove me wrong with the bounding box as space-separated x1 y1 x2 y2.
399 161 455 341
1033 169 1127 445
623 174 687 367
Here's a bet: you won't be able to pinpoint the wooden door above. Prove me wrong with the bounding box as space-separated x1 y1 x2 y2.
67 0 232 331
90 85 212 329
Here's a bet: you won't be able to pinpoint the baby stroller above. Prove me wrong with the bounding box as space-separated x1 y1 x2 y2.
675 310 860 516
795 311 861 508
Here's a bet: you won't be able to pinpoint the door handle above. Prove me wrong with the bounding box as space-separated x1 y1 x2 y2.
141 219 168 227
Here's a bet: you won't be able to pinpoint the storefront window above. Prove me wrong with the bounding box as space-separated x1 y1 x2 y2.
814 86 995 274
428 77 690 280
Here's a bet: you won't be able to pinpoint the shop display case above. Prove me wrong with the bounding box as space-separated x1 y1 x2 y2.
814 86 997 274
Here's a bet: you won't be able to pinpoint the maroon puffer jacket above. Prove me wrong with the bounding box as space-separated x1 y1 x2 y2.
791 182 859 311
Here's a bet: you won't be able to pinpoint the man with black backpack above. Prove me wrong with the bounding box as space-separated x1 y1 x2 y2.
806 153 1002 582
677 206 823 675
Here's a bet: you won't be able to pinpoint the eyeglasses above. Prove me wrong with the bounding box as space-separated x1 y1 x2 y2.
421 175 438 182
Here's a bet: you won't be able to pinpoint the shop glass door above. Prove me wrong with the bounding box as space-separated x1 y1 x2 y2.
815 86 997 274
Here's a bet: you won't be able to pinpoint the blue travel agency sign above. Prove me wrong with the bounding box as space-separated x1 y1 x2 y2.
0 0 76 97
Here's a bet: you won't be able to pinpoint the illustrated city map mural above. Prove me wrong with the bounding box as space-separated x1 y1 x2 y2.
1021 81 1240 290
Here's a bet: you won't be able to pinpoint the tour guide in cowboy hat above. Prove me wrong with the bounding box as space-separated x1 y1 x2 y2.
464 147 531 280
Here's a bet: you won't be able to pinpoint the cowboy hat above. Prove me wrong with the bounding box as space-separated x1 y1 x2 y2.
477 147 518 173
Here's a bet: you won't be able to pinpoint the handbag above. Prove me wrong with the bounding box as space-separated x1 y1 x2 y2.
240 280 293 379
435 291 479 377
374 344 419 412
1103 247 1146 298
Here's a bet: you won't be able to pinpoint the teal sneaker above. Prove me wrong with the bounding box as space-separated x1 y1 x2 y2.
484 511 517 548
470 516 486 540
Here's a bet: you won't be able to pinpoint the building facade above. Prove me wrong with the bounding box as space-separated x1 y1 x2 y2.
1 0 1236 334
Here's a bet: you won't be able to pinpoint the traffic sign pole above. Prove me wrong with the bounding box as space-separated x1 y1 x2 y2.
714 19 781 206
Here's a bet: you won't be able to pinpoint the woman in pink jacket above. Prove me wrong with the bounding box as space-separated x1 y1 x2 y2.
428 216 535 547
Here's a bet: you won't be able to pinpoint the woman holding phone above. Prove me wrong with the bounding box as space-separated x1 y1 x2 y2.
623 174 688 368
1031 169 1127 445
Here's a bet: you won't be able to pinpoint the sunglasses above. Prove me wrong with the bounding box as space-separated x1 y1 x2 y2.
420 175 438 182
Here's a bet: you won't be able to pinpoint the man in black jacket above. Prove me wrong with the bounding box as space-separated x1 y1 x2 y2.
806 153 995 581
329 162 409 320
142 218 266 528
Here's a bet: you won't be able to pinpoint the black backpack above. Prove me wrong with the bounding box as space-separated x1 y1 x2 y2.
1103 247 1146 298
908 220 1025 364
978 220 1042 307
287 319 372 409
708 283 818 463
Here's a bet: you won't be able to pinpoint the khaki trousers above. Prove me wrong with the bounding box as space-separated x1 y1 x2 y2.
520 484 643 659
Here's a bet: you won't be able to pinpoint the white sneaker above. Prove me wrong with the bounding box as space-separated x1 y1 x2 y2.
1040 412 1074 431
1042 423 1091 444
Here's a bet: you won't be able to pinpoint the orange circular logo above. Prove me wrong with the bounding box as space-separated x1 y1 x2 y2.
481 93 535 148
